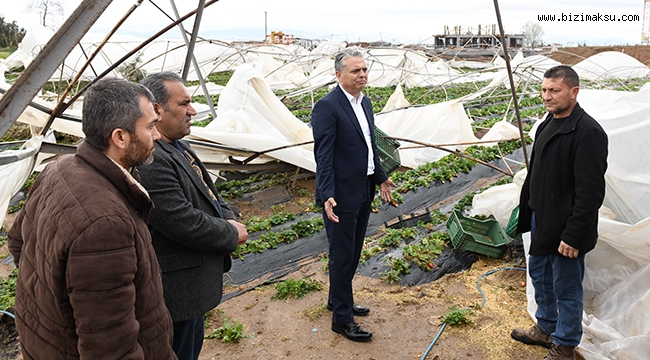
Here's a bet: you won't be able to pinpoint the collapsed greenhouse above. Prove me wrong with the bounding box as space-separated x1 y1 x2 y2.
1 1 650 359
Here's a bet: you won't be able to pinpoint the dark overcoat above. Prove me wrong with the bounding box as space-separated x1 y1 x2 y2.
517 104 608 256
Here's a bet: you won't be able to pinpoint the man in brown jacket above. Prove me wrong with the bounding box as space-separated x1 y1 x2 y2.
8 78 177 359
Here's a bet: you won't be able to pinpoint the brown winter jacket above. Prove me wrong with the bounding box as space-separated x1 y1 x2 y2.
8 142 176 360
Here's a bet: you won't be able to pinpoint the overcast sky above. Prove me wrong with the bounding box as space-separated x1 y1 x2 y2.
0 0 644 46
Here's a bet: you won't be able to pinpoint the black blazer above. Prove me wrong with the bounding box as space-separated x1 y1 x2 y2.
138 139 239 321
517 104 608 256
312 86 388 212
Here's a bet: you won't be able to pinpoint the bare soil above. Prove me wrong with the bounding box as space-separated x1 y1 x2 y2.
201 257 554 360
549 45 650 66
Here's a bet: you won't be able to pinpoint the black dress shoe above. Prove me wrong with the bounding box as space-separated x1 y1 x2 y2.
326 302 370 316
331 321 373 342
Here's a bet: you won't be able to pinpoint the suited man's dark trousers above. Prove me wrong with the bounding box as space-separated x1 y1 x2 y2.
324 175 374 324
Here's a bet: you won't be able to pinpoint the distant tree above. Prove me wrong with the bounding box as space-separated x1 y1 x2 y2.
118 52 147 83
0 16 26 48
521 21 544 48
26 0 64 28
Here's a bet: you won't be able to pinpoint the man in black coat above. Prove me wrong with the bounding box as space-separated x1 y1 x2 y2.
511 66 608 360
312 48 395 342
138 72 248 360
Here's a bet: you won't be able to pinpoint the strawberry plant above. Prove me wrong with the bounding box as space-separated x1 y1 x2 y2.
402 230 447 271
378 227 416 247
379 257 411 284
205 317 245 343
296 189 311 198
443 306 473 326
380 269 401 284
360 245 383 264
303 202 322 213
291 218 324 237
272 277 323 300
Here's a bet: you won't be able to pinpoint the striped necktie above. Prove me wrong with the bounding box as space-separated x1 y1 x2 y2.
171 141 224 218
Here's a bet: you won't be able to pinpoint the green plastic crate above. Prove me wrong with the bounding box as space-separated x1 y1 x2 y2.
446 210 509 258
505 205 522 240
374 127 401 175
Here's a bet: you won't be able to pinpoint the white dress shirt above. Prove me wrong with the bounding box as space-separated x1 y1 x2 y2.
340 86 375 175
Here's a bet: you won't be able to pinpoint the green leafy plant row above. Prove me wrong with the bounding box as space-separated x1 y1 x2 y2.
243 211 296 234
416 209 449 229
281 81 492 121
358 216 450 284
379 229 449 284
471 105 546 130
402 231 449 271
369 139 526 213
231 217 324 260
216 171 292 199
378 227 418 247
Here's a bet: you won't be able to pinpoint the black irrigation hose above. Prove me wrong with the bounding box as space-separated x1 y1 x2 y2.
420 266 526 360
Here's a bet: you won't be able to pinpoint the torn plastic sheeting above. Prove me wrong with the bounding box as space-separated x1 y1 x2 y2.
0 136 43 227
189 63 316 172
375 100 479 168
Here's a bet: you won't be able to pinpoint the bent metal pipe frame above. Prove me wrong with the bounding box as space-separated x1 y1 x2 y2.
0 0 113 139
41 0 222 135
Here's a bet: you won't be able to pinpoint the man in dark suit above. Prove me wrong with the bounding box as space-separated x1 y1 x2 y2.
138 72 248 360
312 48 396 342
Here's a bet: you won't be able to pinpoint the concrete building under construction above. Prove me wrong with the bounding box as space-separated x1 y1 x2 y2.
434 24 524 48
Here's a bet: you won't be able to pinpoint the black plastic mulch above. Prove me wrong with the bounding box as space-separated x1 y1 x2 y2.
224 147 528 291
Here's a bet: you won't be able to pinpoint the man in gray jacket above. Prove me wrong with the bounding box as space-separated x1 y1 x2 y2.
138 72 248 360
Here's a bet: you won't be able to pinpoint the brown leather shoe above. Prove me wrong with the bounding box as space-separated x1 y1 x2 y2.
543 344 576 360
511 324 552 348
331 321 373 342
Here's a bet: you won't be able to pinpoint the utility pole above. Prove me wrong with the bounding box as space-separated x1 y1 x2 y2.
641 0 650 45
265 11 267 41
